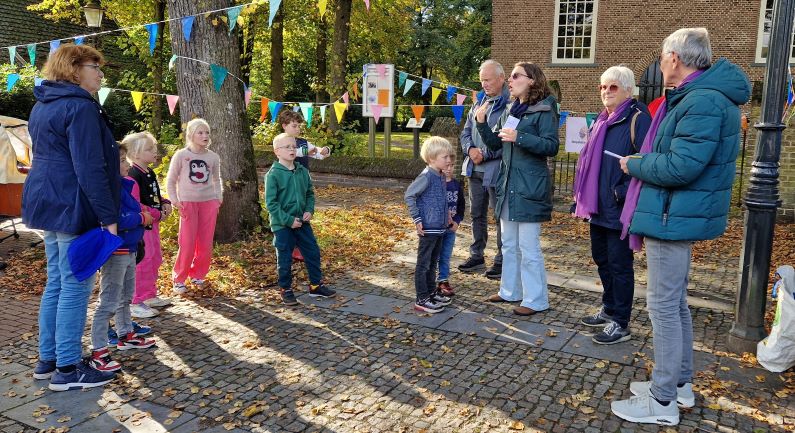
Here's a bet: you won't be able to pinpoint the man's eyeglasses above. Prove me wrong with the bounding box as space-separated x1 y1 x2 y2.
276 145 297 150
598 84 620 92
510 72 530 80
80 64 102 71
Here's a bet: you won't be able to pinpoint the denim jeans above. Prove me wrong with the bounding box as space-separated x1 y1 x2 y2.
415 234 443 301
39 231 96 368
497 206 548 311
436 230 457 282
646 237 694 402
590 224 635 328
468 174 502 265
91 253 136 349
273 223 323 289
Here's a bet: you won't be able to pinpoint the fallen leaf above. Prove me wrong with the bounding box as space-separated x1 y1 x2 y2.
508 420 525 430
419 359 432 368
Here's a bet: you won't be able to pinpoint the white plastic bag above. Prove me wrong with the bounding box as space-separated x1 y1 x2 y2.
757 265 795 372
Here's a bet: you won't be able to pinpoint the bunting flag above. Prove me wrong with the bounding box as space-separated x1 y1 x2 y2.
559 111 569 129
269 0 282 27
293 104 300 112
34 77 43 87
352 84 359 100
305 106 314 128
168 54 177 70
49 40 60 54
342 92 349 105
403 79 416 96
210 64 227 92
451 105 465 124
299 102 312 122
333 101 346 123
318 0 327 18
411 105 424 123
6 74 20 92
166 95 180 115
131 91 144 111
259 97 269 122
364 0 370 10
182 16 195 42
585 112 598 128
27 44 35 66
227 5 243 33
97 87 111 105
371 103 383 124
431 87 441 105
421 78 432 96
268 100 282 122
398 71 407 88
456 93 466 105
320 105 327 123
446 85 456 103
145 23 158 55
74 36 84 45
471 90 478 104
7 47 15 66
477 90 485 104
376 64 386 77
244 85 252 107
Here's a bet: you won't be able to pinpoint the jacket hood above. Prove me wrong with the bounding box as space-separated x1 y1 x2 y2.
477 84 511 112
509 95 558 115
668 58 751 106
33 80 95 104
272 160 306 173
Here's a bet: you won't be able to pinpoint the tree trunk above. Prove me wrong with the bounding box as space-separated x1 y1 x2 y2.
167 0 261 243
329 0 352 131
270 3 284 100
239 12 256 86
315 16 328 104
151 0 165 137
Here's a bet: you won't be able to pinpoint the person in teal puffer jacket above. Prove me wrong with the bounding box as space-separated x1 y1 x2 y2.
610 28 751 427
475 62 559 317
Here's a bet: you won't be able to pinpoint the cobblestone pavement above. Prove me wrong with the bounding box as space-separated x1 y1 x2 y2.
0 188 791 433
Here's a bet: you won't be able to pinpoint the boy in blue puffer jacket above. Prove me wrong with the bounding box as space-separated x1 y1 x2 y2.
88 142 156 374
405 137 455 314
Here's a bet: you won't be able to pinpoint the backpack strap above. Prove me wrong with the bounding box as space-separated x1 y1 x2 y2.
629 109 641 152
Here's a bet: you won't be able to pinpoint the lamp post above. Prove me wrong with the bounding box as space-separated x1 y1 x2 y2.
728 0 795 354
82 0 104 28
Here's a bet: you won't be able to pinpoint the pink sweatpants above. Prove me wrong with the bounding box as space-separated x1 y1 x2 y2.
172 200 220 284
132 220 164 303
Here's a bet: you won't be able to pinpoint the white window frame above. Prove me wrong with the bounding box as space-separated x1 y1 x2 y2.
551 0 599 64
754 0 795 63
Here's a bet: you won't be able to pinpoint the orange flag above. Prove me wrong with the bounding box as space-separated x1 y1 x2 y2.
411 105 424 123
352 84 359 101
259 97 269 122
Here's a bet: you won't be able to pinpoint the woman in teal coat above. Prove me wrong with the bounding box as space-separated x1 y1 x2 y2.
475 62 559 316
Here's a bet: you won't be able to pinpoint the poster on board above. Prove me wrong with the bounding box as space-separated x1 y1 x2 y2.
565 116 589 153
362 64 395 118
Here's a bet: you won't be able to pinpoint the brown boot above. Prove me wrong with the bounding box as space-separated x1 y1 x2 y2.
513 306 540 316
486 294 511 302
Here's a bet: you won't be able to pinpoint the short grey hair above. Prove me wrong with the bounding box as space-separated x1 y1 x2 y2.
479 60 505 77
662 27 712 69
600 66 635 92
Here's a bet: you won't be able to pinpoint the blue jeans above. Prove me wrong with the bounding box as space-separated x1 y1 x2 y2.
437 230 457 282
497 206 548 311
590 224 635 328
273 224 323 289
39 231 96 368
646 238 694 402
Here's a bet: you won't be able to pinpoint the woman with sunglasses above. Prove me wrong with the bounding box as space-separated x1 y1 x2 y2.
572 66 651 345
475 62 559 316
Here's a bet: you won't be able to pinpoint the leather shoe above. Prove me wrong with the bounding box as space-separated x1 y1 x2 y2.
513 306 541 316
486 294 511 302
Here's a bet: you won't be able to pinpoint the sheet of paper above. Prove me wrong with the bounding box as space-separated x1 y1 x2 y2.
503 115 520 130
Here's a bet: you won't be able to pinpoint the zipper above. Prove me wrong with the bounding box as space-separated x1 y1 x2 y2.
662 190 673 226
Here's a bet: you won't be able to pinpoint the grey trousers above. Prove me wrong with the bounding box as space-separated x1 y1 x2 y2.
645 237 694 402
91 253 137 349
468 174 502 265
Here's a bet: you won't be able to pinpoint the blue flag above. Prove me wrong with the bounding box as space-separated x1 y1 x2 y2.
269 0 282 27
49 40 60 55
451 105 465 124
477 90 485 104
34 77 44 87
269 101 283 123
182 16 195 42
210 64 227 92
559 111 569 128
421 78 432 96
446 85 457 103
398 71 407 88
145 23 158 55
74 36 84 45
227 5 243 33
6 74 20 92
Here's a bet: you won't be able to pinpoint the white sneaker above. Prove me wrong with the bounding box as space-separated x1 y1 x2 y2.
611 394 679 426
191 278 205 286
130 303 159 318
172 282 187 295
630 381 695 408
143 296 172 308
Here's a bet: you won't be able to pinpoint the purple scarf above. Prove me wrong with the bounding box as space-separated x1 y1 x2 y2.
573 98 633 218
620 69 706 251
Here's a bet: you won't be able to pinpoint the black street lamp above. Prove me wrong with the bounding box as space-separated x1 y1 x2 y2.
728 0 795 354
83 0 104 28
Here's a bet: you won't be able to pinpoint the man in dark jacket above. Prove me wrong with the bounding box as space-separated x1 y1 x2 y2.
611 28 751 426
458 60 510 278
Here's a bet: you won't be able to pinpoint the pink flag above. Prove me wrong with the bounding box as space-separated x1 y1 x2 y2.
456 94 466 105
244 88 252 107
376 64 386 77
166 95 179 115
342 92 349 105
364 0 370 10
371 104 382 124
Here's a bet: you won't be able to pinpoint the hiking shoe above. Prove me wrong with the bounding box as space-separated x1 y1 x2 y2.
611 394 679 425
414 297 445 313
593 321 632 345
143 296 171 308
48 360 115 392
458 257 485 273
437 281 455 297
484 263 502 280
172 282 187 295
117 332 156 351
107 327 119 346
130 303 159 318
580 307 612 327
89 348 122 373
431 292 452 306
309 284 337 298
132 321 152 336
33 359 56 380
281 288 299 306
630 381 695 408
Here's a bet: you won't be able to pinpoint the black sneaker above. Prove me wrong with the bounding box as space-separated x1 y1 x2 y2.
48 360 115 392
458 257 485 273
33 359 56 380
281 288 299 306
580 307 613 327
309 284 337 298
484 263 502 280
592 321 631 345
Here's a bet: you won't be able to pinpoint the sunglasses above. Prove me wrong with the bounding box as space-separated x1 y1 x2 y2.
510 72 530 80
598 84 620 92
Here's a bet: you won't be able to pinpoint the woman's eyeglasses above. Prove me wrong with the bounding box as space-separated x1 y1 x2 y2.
598 84 620 92
510 72 530 80
80 64 102 71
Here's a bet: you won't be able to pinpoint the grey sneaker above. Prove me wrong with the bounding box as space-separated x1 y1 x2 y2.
414 297 445 313
592 321 631 345
580 307 612 327
611 394 679 426
630 381 695 408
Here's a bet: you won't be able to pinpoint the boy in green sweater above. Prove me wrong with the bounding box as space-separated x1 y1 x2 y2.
265 133 336 305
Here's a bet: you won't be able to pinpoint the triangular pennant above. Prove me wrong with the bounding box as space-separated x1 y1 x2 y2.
74 36 84 45
471 90 478 103
269 0 282 27
421 78 432 95
364 0 370 10
318 0 327 18
452 105 465 124
333 101 347 123
6 74 20 92
145 23 158 55
299 102 312 122
227 5 243 32
27 44 36 66
168 54 177 70
210 64 227 92
306 107 314 128
182 16 195 42
244 85 252 107
585 112 598 128
559 111 569 129
411 105 424 123
7 47 15 66
352 84 359 100
342 92 349 105
371 104 383 124
269 101 283 123
376 64 386 77
403 79 416 96
320 105 327 123
49 40 60 55
456 93 466 105
259 97 269 122
446 85 457 103
131 91 144 112
166 95 180 115
431 87 441 105
477 90 485 104
34 77 44 87
398 71 407 88
97 87 111 105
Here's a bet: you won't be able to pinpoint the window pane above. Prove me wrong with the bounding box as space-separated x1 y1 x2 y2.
555 0 597 60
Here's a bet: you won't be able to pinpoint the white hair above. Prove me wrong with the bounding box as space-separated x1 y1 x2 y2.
479 60 505 78
601 66 635 92
662 27 712 69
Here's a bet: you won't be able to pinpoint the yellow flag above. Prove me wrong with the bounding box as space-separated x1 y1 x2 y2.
131 91 144 112
431 87 441 105
318 0 327 18
334 101 347 123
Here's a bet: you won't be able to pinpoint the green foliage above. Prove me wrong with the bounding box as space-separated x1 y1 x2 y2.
252 118 365 156
0 65 38 120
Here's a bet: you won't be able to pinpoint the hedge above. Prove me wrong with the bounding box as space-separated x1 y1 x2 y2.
255 151 427 179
